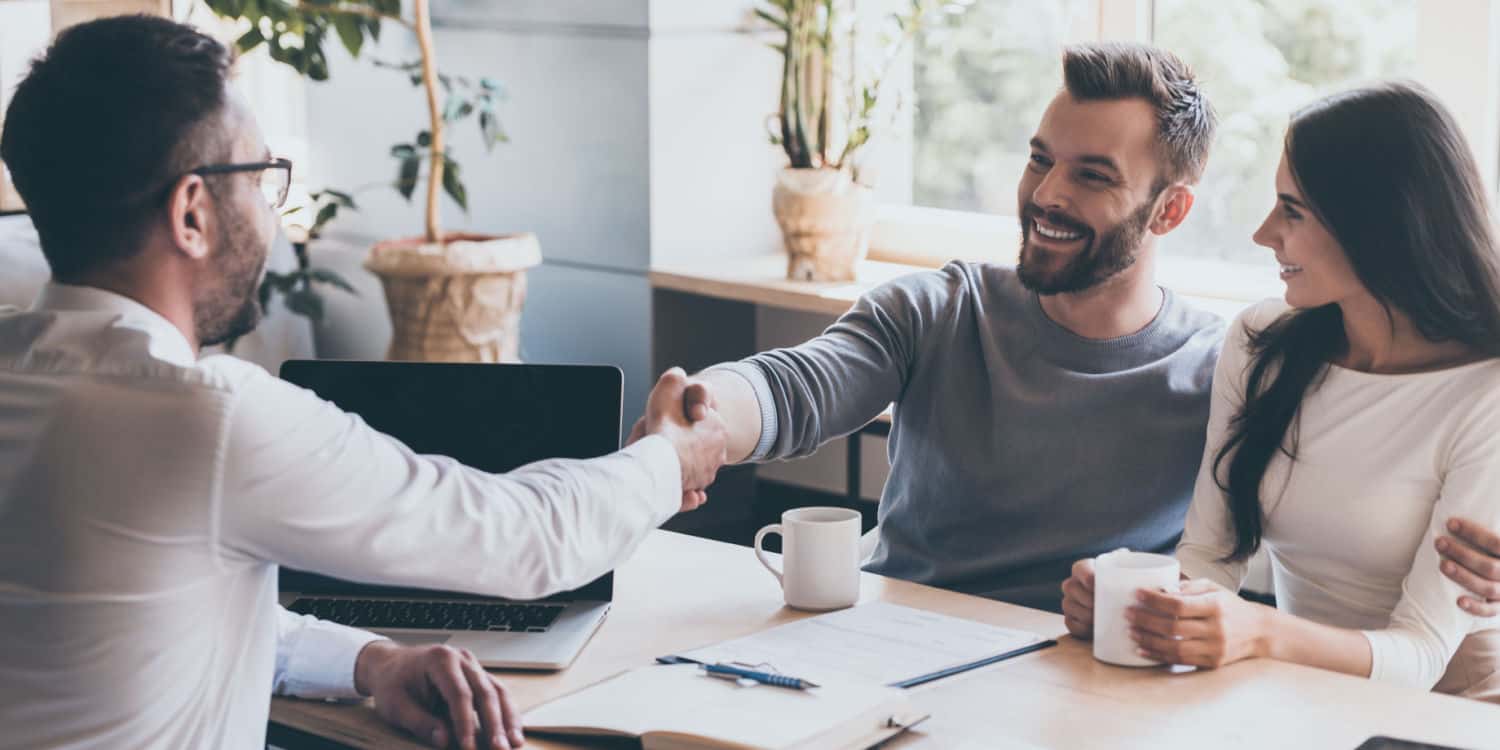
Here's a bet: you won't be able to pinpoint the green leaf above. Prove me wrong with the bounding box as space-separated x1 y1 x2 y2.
266 271 300 293
318 189 357 209
391 143 417 158
754 8 789 30
480 77 500 92
396 155 420 201
285 288 325 324
235 27 265 54
416 131 431 148
442 98 474 123
308 268 359 295
312 202 339 233
307 46 330 81
333 14 364 58
479 112 508 150
443 96 473 122
204 0 242 16
367 16 381 42
441 157 467 212
257 274 277 312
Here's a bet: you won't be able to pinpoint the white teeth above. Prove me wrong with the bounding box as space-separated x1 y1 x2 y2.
1280 264 1303 273
1034 220 1083 241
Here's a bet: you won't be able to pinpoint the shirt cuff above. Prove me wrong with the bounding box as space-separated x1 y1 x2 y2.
1361 629 1402 686
620 434 683 524
276 611 387 700
708 361 779 461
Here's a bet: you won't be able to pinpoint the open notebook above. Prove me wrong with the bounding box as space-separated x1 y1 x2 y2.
523 664 926 750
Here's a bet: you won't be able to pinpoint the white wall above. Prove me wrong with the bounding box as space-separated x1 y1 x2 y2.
305 1 656 432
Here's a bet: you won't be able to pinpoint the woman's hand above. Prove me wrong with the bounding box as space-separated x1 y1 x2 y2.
1128 579 1271 669
1060 558 1097 640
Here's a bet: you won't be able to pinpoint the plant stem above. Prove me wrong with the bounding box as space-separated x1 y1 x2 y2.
413 0 444 244
818 0 833 166
786 21 798 164
293 1 413 29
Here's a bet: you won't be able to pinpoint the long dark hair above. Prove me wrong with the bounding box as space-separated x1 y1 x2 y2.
1215 82 1500 561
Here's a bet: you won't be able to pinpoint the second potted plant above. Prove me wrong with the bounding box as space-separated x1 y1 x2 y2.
760 0 936 282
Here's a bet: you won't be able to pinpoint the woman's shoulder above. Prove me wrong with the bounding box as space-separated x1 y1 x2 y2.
1230 297 1293 338
1218 297 1293 359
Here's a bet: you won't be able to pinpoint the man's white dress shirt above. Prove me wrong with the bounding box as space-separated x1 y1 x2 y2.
0 283 682 748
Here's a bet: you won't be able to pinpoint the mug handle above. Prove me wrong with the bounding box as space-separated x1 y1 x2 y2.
753 524 784 584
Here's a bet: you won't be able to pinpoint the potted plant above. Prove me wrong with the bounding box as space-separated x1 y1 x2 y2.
206 0 539 362
758 0 937 282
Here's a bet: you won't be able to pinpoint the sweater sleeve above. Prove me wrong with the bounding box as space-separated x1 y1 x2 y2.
724 262 967 462
1363 392 1500 689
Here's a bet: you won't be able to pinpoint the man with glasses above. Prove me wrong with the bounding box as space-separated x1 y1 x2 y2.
0 15 727 750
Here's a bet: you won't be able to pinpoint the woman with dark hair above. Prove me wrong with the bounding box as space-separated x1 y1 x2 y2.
1068 81 1500 700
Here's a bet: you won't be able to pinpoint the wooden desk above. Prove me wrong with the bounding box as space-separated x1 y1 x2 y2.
271 531 1500 749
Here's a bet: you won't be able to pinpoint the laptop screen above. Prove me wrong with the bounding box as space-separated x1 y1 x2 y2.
277 360 622 602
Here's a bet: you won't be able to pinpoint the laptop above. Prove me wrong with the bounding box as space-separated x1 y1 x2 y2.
277 360 623 669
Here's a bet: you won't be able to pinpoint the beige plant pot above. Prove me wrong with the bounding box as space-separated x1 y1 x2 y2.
772 167 875 282
365 232 542 363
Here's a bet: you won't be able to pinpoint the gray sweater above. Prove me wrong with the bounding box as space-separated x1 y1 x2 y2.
723 262 1225 613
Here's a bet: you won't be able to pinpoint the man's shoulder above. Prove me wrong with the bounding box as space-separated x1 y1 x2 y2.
0 308 247 393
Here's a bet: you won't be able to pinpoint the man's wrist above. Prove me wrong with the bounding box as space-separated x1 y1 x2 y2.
353 639 398 697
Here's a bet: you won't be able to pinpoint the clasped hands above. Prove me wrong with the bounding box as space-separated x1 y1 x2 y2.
627 368 728 512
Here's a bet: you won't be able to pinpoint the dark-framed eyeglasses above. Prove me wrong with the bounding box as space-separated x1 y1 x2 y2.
191 157 293 210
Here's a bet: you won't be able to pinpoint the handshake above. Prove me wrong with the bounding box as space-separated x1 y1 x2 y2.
627 368 730 512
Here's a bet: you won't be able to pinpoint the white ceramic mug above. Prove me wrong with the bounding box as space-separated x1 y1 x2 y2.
753 507 862 611
1091 548 1180 667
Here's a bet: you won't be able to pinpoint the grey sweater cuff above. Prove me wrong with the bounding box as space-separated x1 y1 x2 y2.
708 361 778 462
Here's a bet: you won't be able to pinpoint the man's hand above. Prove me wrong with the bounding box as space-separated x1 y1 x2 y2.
1436 517 1500 617
354 640 523 750
1060 558 1096 640
630 368 726 512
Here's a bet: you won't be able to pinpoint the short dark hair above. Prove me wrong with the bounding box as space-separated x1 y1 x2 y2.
0 15 234 280
1061 42 1216 186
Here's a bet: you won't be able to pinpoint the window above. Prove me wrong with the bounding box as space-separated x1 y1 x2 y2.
0 0 51 211
912 0 1094 216
898 0 1495 306
1153 0 1417 268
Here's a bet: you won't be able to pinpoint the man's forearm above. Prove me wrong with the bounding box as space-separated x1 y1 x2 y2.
696 369 764 464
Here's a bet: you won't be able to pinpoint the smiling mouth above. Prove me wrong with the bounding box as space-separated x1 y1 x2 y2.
1032 218 1086 242
1280 263 1303 275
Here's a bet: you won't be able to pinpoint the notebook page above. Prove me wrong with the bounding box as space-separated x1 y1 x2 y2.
524 664 904 749
677 602 1046 686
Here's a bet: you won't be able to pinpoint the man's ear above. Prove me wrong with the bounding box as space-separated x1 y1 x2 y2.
1149 184 1195 236
167 174 213 261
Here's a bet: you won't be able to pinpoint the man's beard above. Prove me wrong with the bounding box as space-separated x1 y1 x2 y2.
195 200 266 348
1016 196 1155 295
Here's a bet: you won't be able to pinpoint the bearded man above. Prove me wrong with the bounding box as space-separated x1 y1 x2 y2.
641 42 1223 612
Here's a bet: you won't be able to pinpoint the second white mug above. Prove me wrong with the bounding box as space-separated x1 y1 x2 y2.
1092 548 1181 667
753 506 862 611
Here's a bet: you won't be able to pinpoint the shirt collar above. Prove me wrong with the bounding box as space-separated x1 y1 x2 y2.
31 282 198 366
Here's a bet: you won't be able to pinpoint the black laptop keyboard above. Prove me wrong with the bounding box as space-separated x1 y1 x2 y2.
286 598 566 632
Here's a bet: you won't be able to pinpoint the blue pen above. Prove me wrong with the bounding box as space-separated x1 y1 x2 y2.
701 662 820 690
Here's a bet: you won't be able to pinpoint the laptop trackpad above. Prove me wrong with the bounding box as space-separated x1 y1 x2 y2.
386 633 451 646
